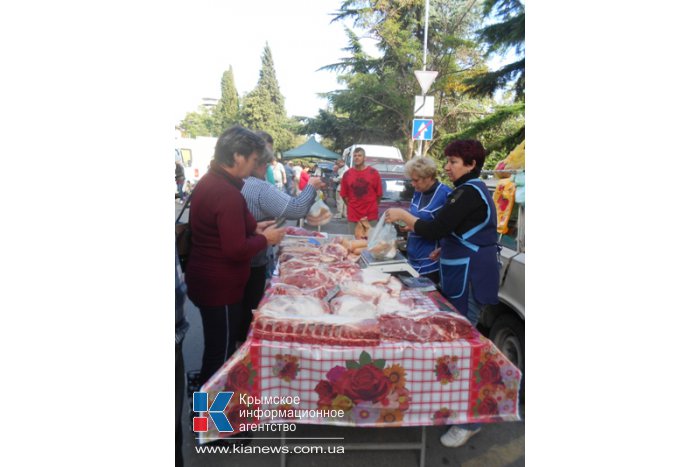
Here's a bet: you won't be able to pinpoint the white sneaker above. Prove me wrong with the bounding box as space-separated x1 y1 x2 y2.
440 426 481 448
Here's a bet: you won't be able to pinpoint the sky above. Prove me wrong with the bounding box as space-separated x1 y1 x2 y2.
169 0 518 127
170 0 358 125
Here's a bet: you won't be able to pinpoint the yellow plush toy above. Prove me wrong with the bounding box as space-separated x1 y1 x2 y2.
494 140 525 178
493 178 516 234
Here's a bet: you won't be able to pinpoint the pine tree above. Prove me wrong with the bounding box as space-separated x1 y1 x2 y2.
447 0 524 153
464 0 524 100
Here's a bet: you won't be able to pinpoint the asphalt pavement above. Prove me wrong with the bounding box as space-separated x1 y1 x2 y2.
176 197 525 467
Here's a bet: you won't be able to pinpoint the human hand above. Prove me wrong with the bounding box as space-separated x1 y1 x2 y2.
428 248 441 261
308 177 325 190
262 225 286 245
384 209 401 223
255 220 275 235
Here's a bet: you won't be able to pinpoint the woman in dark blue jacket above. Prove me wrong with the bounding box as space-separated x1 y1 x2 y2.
385 139 499 448
403 156 452 284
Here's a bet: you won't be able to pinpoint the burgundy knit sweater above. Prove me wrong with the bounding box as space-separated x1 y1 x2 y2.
185 164 267 306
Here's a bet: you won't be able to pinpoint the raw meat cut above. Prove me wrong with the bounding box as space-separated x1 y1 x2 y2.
351 269 392 285
375 296 414 315
378 311 474 342
264 283 327 301
338 281 390 304
324 265 360 283
319 243 349 261
330 295 377 319
385 276 403 297
280 267 333 291
251 315 380 346
279 258 318 277
258 295 330 317
284 227 327 238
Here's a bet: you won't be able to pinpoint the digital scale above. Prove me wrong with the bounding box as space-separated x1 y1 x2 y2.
359 249 419 277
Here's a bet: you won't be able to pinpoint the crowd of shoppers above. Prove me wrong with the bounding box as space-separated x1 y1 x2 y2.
176 133 501 458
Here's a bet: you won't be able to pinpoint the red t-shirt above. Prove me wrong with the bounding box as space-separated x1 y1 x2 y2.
340 166 383 222
299 170 310 190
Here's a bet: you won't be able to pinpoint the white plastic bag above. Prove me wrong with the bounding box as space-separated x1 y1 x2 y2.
367 213 397 260
306 196 332 226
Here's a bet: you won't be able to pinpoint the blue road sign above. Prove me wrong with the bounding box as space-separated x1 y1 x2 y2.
412 119 434 141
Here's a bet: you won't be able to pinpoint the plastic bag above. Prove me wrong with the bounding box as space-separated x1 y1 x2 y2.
366 213 397 260
306 196 332 226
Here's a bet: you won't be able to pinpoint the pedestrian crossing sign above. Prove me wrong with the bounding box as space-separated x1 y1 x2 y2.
412 119 434 141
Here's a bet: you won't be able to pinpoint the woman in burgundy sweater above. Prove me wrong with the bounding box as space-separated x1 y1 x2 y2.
185 126 285 386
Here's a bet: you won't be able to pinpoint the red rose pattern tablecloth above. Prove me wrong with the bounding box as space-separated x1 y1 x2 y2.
198 292 521 442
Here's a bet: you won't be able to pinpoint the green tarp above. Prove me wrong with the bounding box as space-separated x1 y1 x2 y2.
282 137 340 161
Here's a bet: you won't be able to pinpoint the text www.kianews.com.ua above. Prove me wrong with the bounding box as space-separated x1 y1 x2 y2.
195 444 345 455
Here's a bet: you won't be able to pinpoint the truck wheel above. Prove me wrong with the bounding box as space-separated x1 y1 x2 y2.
489 313 525 399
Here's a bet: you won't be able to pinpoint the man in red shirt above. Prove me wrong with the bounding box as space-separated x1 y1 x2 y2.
340 147 383 235
298 163 310 190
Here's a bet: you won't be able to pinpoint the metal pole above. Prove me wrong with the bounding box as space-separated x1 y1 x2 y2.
423 0 430 71
420 0 430 157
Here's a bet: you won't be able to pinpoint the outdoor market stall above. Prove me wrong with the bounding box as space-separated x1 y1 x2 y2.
197 232 522 448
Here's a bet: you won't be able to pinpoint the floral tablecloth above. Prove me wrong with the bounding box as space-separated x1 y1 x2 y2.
198 292 521 442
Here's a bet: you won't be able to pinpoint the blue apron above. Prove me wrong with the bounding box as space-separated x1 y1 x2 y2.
439 179 500 320
407 183 451 275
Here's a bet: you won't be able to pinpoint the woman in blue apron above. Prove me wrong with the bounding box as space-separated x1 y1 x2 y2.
385 139 500 448
403 156 452 283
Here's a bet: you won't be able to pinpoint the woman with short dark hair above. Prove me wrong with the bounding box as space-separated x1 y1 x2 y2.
385 139 499 448
185 125 286 386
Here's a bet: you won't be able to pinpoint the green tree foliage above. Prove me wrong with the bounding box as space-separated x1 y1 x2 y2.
213 65 239 131
305 0 493 158
449 0 525 154
464 0 524 100
240 43 298 152
177 105 218 138
177 66 239 138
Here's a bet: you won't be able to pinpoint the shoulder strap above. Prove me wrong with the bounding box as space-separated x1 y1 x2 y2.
175 188 194 224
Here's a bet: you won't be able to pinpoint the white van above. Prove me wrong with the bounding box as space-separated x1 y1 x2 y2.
175 135 217 182
342 144 405 171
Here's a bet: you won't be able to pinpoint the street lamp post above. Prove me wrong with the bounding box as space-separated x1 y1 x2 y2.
417 0 430 157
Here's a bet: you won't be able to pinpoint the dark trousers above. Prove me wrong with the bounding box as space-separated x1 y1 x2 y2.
424 270 441 286
241 265 268 340
175 343 184 467
197 302 246 385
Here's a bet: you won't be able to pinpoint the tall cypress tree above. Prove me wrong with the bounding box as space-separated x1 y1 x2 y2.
215 65 239 132
258 43 285 113
240 43 297 151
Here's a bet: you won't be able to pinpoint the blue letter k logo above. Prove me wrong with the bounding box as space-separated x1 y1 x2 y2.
193 392 234 432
